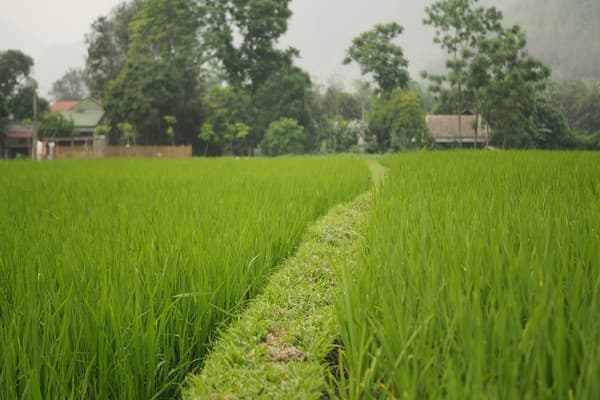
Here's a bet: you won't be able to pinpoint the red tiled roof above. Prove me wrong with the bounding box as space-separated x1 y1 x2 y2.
50 101 78 112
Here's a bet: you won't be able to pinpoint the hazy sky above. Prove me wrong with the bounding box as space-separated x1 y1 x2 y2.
0 0 444 97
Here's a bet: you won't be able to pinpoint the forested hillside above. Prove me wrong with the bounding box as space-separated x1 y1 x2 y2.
499 0 600 80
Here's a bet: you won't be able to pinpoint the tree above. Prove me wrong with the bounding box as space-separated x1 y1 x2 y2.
531 99 572 149
311 80 370 153
8 85 48 121
261 118 305 156
204 0 301 154
424 0 503 145
0 93 8 138
85 0 144 98
478 25 551 148
343 23 409 94
205 0 295 91
38 113 76 138
50 68 88 101
198 86 251 155
253 65 315 151
368 88 428 151
163 115 177 145
0 49 33 98
545 79 600 135
117 122 136 145
103 0 204 145
0 49 47 122
93 124 111 137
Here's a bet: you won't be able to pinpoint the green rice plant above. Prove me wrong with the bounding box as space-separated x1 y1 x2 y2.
336 152 600 399
0 157 370 399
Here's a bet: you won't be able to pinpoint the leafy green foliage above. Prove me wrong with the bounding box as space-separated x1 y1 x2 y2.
0 49 48 124
93 124 111 137
163 115 177 145
253 65 314 149
0 49 33 98
544 79 600 135
204 0 311 153
117 121 136 145
369 89 428 151
424 0 503 142
343 23 409 94
7 85 49 121
84 0 144 98
531 99 572 149
310 81 372 153
198 86 251 155
261 118 305 156
103 0 203 145
477 25 551 148
38 113 76 138
205 0 295 91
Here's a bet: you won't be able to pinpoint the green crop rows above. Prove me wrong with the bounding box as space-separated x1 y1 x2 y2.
2 152 599 400
336 152 600 399
0 157 370 399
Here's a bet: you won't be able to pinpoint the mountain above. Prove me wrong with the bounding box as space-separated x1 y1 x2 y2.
497 0 600 80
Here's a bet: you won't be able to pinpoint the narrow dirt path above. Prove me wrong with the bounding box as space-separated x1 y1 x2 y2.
183 160 385 399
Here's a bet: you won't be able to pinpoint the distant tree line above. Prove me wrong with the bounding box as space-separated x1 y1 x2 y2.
2 0 599 152
421 0 599 149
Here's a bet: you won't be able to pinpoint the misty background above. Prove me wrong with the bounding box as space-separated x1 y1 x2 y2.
1 0 598 97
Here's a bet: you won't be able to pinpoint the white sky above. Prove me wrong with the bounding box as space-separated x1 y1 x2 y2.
1 0 123 43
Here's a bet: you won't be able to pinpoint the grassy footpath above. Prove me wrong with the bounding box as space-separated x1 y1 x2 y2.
183 160 385 399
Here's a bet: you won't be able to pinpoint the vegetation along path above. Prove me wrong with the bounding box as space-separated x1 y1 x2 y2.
183 160 385 399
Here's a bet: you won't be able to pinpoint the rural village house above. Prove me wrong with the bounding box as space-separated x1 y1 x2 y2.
2 122 34 159
426 115 489 147
50 98 106 136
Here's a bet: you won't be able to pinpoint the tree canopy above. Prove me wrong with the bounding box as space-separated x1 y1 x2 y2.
343 23 409 94
103 0 203 145
50 68 88 101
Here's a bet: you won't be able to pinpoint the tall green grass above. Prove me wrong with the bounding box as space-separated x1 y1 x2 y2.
0 157 370 399
337 152 600 399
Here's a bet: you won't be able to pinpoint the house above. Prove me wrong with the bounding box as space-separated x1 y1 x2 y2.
426 115 489 147
50 98 106 136
2 122 35 159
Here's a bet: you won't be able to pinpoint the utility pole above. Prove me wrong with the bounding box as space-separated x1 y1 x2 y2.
360 100 366 153
28 77 38 160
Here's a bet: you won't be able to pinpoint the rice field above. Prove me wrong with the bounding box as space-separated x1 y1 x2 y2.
336 152 600 399
0 157 370 399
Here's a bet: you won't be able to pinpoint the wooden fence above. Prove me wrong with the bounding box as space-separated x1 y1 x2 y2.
53 145 192 159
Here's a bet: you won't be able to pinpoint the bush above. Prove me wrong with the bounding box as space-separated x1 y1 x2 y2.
261 118 305 156
39 113 76 138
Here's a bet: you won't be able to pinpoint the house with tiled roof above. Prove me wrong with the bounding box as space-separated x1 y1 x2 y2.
426 115 489 147
2 122 35 159
50 98 106 136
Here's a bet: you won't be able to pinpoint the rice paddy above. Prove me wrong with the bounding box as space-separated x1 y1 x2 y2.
0 157 370 399
2 152 598 400
336 152 600 399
